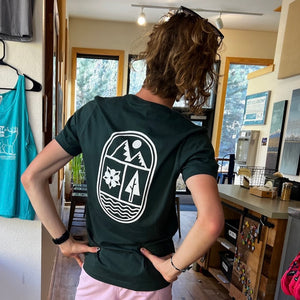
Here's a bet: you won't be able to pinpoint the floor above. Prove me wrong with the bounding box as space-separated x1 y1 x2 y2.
50 207 231 300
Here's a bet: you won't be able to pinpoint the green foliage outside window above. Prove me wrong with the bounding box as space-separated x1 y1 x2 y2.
71 153 85 185
75 57 119 110
71 55 120 185
128 59 146 94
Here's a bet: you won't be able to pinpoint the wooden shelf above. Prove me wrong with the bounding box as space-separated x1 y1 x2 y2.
247 64 275 79
202 188 289 299
217 237 236 253
209 267 230 291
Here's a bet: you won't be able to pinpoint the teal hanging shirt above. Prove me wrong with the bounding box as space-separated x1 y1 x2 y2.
0 75 37 220
56 95 218 291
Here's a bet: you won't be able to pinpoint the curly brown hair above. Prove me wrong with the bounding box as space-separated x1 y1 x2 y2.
138 10 222 114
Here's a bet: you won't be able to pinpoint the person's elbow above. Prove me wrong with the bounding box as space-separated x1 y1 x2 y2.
211 211 225 238
21 167 41 191
21 168 33 191
200 208 224 239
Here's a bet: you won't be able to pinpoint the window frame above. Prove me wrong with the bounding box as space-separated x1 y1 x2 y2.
71 47 124 114
215 57 273 157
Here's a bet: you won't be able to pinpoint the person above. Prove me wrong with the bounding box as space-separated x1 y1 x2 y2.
22 6 224 300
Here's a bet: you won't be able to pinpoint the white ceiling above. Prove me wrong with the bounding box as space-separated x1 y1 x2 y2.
68 0 282 32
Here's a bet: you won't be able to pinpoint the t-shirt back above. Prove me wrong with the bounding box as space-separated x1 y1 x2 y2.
56 94 217 291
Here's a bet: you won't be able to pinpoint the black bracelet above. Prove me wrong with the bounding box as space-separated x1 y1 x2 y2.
170 256 192 273
52 230 70 245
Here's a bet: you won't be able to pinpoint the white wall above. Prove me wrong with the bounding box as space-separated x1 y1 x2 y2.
0 218 41 300
247 0 300 182
0 1 57 299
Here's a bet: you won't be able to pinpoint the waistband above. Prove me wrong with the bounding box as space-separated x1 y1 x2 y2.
95 237 175 257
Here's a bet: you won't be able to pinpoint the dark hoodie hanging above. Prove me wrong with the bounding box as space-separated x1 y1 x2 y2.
0 0 33 42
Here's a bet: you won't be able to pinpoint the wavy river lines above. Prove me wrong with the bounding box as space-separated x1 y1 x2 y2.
100 193 140 221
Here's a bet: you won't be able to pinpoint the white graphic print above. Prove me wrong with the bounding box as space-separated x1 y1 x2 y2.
103 167 121 189
125 171 140 203
97 131 157 223
0 126 18 160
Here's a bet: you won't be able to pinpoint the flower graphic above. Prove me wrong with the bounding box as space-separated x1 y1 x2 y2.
103 166 121 189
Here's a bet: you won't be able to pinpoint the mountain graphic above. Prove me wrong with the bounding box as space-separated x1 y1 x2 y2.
110 140 147 168
130 152 146 168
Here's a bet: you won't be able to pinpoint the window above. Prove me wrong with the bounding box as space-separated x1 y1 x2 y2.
71 48 124 113
127 55 146 94
215 57 273 159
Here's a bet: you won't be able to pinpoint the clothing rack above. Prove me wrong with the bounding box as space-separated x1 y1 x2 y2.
0 38 42 92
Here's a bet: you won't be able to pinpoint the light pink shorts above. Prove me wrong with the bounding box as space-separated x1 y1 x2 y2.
75 268 172 300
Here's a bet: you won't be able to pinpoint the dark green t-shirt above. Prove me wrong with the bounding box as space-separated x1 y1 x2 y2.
56 95 217 291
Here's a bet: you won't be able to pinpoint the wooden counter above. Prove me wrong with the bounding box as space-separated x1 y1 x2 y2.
198 184 300 300
218 184 300 219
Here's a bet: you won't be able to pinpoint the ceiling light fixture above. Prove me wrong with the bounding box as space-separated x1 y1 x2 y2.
137 7 146 26
131 4 263 17
216 12 223 29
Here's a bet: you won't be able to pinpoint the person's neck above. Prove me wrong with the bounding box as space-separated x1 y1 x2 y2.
135 88 175 109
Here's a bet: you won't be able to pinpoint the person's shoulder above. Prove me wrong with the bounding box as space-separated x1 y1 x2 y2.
92 95 129 107
74 96 128 119
94 95 128 103
171 110 207 134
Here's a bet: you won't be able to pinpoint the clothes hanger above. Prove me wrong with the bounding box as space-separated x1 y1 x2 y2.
0 38 42 92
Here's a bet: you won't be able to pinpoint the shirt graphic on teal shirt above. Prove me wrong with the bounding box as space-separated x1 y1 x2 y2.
0 126 18 159
97 131 157 223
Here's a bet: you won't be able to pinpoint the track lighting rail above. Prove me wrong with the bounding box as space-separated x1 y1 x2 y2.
131 4 263 16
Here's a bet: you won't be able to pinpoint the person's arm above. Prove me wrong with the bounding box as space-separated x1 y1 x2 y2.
140 174 224 282
21 139 98 267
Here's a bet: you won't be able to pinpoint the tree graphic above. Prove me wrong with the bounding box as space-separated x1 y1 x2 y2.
125 171 140 203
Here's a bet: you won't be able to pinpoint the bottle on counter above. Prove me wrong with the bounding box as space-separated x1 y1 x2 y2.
281 182 293 201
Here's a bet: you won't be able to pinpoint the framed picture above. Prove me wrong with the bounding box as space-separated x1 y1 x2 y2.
265 100 288 171
280 88 300 175
243 91 270 125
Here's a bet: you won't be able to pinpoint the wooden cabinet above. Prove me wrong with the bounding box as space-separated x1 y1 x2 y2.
197 185 300 300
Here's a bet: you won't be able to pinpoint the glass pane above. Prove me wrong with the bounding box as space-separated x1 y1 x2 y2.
128 59 146 94
75 56 119 110
218 64 265 159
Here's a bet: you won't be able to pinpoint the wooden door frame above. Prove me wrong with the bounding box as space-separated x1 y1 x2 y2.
215 57 273 157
